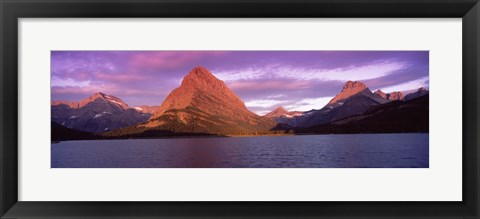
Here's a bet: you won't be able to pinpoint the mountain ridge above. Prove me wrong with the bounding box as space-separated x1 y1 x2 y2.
51 93 151 133
264 81 427 128
301 94 429 134
291 81 388 127
108 66 277 136
52 67 429 139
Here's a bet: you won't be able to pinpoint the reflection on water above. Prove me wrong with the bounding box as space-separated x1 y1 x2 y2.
51 133 429 168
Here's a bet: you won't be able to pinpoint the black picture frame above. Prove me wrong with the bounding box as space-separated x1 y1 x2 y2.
1 0 479 218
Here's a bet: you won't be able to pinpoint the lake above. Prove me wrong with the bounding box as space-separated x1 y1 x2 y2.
51 133 428 168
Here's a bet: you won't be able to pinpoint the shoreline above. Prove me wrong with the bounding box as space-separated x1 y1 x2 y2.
52 132 428 143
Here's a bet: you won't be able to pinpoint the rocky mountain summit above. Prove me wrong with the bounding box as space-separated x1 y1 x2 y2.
264 107 304 119
292 81 387 127
303 94 429 134
405 87 429 101
51 92 150 133
265 81 428 128
264 106 304 127
327 81 378 105
130 66 277 135
374 90 404 101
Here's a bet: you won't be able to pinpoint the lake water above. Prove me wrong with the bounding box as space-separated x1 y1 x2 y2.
51 133 428 168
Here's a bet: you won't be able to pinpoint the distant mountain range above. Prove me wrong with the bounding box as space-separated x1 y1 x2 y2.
51 92 154 133
300 94 428 134
374 90 404 101
265 82 428 128
272 81 390 128
404 87 429 101
51 66 429 139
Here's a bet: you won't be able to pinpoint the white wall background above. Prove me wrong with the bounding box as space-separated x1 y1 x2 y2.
18 18 462 201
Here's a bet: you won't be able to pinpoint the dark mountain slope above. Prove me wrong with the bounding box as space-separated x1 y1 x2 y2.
301 94 429 134
296 82 388 127
51 92 150 133
51 122 99 141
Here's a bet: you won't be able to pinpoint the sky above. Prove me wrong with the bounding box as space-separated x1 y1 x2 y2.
51 51 429 115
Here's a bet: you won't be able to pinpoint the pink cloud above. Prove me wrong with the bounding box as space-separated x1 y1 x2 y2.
52 86 107 96
61 72 92 81
52 85 167 100
229 80 312 90
129 51 228 70
95 73 148 82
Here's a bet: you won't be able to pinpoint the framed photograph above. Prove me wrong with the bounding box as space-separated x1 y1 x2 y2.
1 0 479 218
